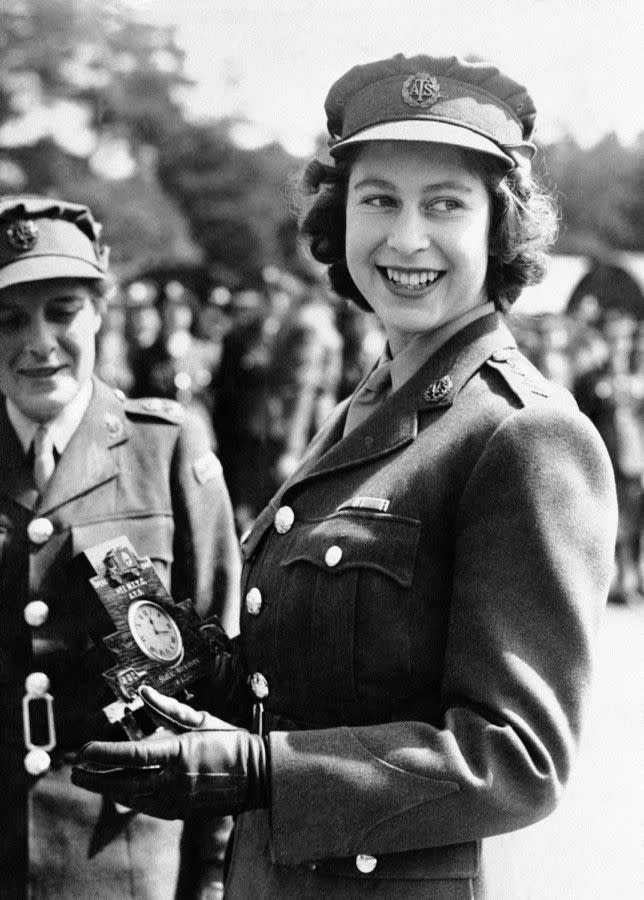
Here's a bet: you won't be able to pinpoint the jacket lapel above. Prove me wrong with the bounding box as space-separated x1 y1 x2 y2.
241 314 516 559
37 379 127 514
289 312 515 489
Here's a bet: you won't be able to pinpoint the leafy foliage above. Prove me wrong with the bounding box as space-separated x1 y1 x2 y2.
0 0 640 286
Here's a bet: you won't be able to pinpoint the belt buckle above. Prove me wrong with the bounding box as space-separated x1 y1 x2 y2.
22 676 57 775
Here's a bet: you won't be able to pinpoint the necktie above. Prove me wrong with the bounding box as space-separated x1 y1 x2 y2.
343 361 392 435
32 425 55 494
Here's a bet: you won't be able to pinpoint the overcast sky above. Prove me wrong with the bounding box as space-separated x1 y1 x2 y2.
142 0 642 157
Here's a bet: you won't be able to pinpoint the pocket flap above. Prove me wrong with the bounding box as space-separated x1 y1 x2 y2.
314 840 479 881
281 511 420 587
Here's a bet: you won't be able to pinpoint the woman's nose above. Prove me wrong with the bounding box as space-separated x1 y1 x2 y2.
386 208 430 255
25 314 56 358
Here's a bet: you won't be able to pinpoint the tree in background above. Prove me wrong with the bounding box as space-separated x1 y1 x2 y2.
0 0 199 266
541 133 643 255
157 119 303 283
0 0 640 284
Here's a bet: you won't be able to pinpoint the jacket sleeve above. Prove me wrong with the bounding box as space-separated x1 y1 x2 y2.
169 406 241 637
267 404 617 863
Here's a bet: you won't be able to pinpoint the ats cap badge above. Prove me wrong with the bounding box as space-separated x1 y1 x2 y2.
7 219 39 252
402 73 441 108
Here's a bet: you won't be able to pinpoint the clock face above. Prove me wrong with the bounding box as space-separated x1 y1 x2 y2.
127 600 184 665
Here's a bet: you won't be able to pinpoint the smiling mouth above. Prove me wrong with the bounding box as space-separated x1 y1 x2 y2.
19 365 65 378
377 267 445 290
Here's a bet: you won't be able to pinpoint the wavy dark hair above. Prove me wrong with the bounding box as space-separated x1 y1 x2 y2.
296 146 558 313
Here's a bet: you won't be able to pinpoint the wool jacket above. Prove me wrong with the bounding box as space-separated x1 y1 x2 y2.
0 377 241 899
224 312 617 900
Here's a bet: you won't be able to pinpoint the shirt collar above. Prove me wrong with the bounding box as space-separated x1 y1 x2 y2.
387 302 496 392
6 379 94 455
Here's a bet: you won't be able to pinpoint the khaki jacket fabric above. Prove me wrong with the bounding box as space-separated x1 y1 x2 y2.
225 313 617 899
0 377 241 899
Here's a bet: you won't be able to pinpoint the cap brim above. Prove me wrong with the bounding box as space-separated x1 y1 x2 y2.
330 119 519 166
0 257 106 291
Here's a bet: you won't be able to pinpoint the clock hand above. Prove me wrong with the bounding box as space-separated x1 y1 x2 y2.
143 612 162 635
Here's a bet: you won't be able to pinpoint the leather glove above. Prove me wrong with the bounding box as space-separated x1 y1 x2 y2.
71 685 269 820
197 616 251 723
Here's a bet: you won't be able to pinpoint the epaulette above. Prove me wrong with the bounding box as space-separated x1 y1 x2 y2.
485 347 553 406
122 396 185 424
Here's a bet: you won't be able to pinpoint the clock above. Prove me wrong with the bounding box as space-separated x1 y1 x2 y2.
127 600 184 665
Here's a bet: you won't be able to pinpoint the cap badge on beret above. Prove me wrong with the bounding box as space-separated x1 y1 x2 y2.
402 73 441 108
7 220 39 253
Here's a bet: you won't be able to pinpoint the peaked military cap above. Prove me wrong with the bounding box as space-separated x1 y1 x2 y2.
325 53 537 168
0 195 109 290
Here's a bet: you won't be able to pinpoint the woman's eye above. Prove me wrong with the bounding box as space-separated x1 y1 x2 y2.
428 198 463 213
49 309 77 322
47 301 84 323
0 311 26 330
362 194 397 208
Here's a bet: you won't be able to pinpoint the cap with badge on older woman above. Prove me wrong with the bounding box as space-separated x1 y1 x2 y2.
0 195 240 899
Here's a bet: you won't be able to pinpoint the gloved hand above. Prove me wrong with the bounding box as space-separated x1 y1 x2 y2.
71 685 268 820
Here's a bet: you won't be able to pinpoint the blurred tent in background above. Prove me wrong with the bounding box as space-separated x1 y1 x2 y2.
515 253 644 318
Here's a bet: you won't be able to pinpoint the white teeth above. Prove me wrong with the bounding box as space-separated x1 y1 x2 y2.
383 268 441 288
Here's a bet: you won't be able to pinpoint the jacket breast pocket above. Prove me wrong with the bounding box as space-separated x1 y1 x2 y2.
280 511 420 706
71 514 175 588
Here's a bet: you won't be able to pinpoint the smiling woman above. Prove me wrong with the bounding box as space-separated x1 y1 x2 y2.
300 136 557 321
71 53 618 900
0 279 102 422
344 142 492 354
0 196 241 899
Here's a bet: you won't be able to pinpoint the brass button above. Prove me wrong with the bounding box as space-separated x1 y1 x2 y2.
249 672 269 700
24 748 51 776
24 600 49 627
25 672 51 696
324 545 342 567
245 587 263 616
274 506 295 534
27 518 54 545
355 854 378 874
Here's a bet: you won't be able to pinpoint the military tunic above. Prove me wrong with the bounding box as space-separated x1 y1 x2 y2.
0 377 241 899
225 313 617 899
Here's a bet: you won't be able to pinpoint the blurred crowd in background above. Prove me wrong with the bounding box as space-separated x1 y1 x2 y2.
0 1 642 602
94 256 644 607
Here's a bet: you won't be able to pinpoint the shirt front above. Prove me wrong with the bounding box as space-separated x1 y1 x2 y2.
388 302 496 392
6 378 93 456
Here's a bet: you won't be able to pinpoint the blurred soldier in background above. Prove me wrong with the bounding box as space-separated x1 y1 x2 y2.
265 278 343 485
212 283 276 534
124 279 162 357
574 311 644 605
95 290 134 396
213 273 344 534
0 196 240 898
335 298 385 400
129 279 220 435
